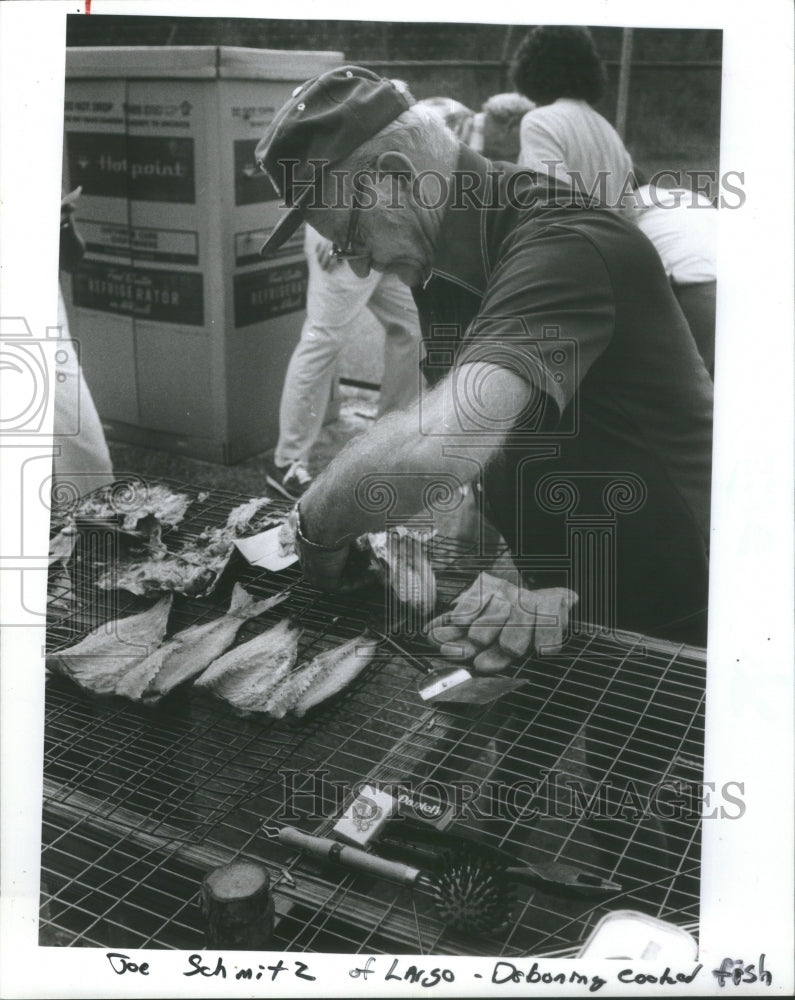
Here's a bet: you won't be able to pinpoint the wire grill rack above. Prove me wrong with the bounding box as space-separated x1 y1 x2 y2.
41 479 705 955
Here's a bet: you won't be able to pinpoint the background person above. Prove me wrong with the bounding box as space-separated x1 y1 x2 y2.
416 96 476 144
627 182 718 377
512 25 635 209
54 187 114 499
513 27 715 375
422 92 534 162
266 220 421 501
473 91 536 161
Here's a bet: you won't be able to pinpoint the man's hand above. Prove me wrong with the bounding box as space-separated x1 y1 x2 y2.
314 235 341 272
289 505 370 593
425 571 577 673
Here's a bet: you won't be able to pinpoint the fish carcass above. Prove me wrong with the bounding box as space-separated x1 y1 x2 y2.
96 553 217 599
46 595 173 696
193 617 302 713
115 583 288 703
95 495 278 599
74 482 194 535
265 633 380 719
364 526 437 618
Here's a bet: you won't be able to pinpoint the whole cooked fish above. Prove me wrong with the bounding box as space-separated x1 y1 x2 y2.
115 583 288 703
194 617 302 712
267 633 380 719
46 595 173 696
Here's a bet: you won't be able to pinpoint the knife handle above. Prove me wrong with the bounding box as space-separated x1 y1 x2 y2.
277 827 423 887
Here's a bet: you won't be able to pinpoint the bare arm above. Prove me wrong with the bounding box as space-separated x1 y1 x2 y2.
299 361 535 545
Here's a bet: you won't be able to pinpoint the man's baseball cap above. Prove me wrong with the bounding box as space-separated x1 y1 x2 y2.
255 65 413 256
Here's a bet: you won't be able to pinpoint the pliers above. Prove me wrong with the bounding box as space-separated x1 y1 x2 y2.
502 858 622 897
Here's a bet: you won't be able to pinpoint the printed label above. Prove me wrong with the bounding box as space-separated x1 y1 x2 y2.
72 261 204 326
235 226 304 267
80 221 199 264
66 133 196 203
233 262 308 327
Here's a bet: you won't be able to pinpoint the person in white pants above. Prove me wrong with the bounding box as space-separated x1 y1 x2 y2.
53 188 114 500
266 222 422 500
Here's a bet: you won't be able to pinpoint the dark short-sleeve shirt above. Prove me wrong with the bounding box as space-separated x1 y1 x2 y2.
413 146 713 644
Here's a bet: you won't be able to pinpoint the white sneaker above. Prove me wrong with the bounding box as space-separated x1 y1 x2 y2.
266 456 313 501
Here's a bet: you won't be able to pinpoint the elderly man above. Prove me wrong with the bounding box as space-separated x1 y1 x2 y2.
256 66 713 654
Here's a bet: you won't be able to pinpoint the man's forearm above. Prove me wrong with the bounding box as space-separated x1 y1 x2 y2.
298 362 532 547
299 405 483 545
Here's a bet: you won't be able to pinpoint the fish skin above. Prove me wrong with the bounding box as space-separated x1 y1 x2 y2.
116 583 288 703
46 595 173 696
265 633 379 719
193 617 301 713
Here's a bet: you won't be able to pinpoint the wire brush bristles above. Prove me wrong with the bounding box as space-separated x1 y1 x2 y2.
429 847 515 934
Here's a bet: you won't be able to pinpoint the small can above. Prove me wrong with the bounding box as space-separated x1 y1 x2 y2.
200 859 275 950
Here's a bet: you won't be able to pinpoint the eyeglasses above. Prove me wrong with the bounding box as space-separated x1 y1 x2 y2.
330 204 369 261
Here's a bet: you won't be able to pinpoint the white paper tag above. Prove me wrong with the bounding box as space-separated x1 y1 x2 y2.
418 667 472 701
333 785 397 847
234 525 298 571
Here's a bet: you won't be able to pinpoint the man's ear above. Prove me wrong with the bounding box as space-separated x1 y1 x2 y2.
376 150 415 186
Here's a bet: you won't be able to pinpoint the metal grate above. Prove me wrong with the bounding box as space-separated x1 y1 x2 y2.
41 479 704 955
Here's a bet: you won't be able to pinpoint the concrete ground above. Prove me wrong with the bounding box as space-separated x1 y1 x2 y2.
108 384 380 496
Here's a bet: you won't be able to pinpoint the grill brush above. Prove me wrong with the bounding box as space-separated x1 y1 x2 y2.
426 845 516 934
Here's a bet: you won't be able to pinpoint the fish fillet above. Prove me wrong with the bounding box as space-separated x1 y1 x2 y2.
266 633 380 719
194 617 301 712
46 595 173 696
115 583 288 703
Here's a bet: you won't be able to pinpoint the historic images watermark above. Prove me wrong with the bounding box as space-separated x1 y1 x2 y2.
277 768 746 824
265 158 746 213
